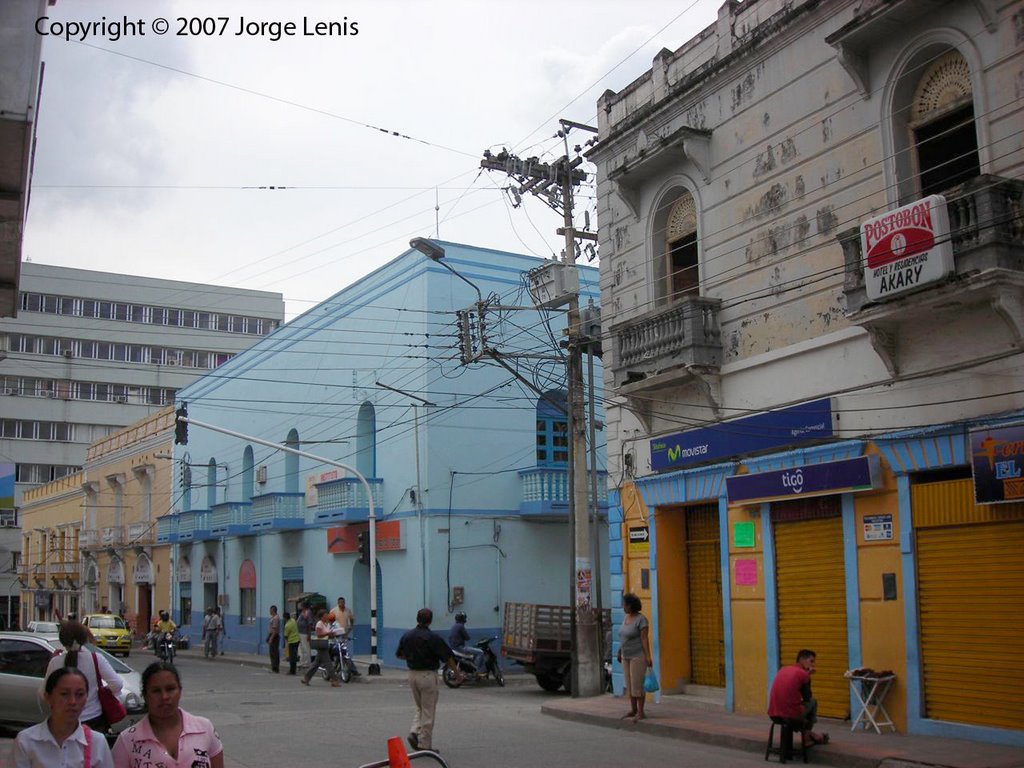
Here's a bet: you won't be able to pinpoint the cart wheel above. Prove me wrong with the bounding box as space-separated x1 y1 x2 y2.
443 666 463 689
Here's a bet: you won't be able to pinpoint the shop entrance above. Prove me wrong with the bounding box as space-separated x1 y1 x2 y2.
773 497 849 719
686 504 724 686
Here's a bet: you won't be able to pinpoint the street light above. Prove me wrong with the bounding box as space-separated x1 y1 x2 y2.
410 237 483 304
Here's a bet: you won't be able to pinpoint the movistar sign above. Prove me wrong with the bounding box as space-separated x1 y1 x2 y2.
649 399 836 472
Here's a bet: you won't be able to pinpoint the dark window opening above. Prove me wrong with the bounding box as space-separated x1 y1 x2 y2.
915 103 980 197
669 232 699 299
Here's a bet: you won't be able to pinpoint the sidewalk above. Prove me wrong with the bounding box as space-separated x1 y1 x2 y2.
541 694 1024 768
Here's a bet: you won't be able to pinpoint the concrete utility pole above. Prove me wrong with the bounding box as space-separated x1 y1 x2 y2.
480 120 602 696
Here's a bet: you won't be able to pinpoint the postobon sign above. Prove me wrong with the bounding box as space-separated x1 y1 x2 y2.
861 194 954 301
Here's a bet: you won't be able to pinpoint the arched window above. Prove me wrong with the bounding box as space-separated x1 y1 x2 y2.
888 46 980 202
910 50 979 196
285 429 300 493
206 459 217 508
356 402 376 478
653 188 700 304
241 446 254 502
536 390 569 468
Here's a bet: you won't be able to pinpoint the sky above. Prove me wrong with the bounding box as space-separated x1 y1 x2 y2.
23 0 720 319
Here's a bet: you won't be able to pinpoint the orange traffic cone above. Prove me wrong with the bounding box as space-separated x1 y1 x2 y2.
387 736 412 768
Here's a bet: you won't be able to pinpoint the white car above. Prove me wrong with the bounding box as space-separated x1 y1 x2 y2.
26 621 61 638
0 631 145 733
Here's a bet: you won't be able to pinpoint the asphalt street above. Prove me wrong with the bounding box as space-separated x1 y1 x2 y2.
111 655 767 768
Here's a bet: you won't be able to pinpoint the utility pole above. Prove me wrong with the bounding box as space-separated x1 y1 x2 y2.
480 120 602 696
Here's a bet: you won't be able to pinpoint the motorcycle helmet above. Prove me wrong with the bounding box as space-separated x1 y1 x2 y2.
455 612 467 624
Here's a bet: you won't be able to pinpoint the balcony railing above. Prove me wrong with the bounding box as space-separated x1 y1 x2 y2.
100 526 124 547
176 510 211 541
127 522 155 546
156 515 178 544
210 501 252 536
79 529 98 549
519 467 609 517
314 477 384 523
609 295 722 389
250 492 305 530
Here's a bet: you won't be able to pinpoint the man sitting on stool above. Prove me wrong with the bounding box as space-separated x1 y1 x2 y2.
768 649 829 748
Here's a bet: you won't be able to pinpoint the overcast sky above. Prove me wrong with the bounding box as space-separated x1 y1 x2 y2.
23 0 719 318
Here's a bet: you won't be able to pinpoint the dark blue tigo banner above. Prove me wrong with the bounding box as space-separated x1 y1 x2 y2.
726 456 880 504
970 424 1024 504
0 464 13 509
650 399 835 472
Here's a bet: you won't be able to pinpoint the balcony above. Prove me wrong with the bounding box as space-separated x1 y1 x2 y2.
156 515 178 544
127 522 155 547
314 478 384 523
100 526 124 548
519 467 609 518
78 529 98 550
49 560 80 585
210 501 252 536
175 510 210 541
609 296 723 416
250 492 306 530
839 175 1024 376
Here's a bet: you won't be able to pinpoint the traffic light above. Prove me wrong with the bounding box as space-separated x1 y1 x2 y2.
174 403 189 445
357 531 369 565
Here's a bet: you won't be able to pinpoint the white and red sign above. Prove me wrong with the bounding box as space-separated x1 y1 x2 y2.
861 195 953 300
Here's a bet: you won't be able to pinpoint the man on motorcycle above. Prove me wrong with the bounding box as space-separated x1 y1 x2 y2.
154 610 177 656
329 609 360 677
447 612 486 673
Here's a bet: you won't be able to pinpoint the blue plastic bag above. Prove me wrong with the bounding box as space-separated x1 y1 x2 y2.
643 668 660 693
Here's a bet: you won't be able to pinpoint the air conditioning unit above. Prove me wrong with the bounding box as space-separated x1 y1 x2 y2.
255 465 268 484
62 350 74 359
2 388 14 396
165 359 178 366
114 396 128 404
0 519 14 528
46 392 58 399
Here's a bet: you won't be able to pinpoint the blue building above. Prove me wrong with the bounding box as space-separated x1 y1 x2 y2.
158 241 608 662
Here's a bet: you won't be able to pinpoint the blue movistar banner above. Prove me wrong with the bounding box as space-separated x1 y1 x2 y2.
650 399 835 472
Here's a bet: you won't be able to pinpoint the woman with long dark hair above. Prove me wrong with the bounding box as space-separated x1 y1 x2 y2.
44 621 124 734
112 662 223 768
617 592 653 722
14 667 114 767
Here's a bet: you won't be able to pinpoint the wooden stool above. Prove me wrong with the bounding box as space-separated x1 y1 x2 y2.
765 717 808 763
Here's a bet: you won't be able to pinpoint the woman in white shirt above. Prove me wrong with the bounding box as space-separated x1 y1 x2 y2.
14 667 113 768
44 621 124 733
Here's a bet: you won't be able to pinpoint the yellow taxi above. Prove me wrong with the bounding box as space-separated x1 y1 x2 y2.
82 613 132 656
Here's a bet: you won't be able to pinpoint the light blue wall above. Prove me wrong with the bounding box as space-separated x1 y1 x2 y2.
172 242 606 663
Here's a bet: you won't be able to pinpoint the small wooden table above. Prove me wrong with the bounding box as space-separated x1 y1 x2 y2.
845 670 896 733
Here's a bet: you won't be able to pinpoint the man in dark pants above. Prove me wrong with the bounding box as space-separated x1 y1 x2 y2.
267 605 281 673
396 608 462 752
768 649 829 751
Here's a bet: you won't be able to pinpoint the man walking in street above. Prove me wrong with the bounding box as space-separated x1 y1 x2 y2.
296 603 312 668
202 607 217 658
335 596 354 638
214 607 225 654
396 608 462 752
267 605 281 673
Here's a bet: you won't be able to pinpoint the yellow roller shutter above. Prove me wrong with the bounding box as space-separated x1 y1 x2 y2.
774 513 849 719
913 479 1024 730
687 505 724 687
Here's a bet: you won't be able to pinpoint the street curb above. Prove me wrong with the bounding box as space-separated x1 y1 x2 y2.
540 704 882 768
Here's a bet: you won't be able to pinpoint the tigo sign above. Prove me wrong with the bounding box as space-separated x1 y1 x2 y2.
861 195 953 300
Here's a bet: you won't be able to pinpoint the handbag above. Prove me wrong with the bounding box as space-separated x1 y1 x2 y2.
643 667 660 693
91 652 127 724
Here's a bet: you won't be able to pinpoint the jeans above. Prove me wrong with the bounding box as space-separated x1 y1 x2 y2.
287 642 299 674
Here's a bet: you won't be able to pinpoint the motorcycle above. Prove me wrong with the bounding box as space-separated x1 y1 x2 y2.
443 636 504 688
156 631 177 663
320 634 359 683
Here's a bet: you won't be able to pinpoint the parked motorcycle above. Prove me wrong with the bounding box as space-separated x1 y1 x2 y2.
156 631 177 663
320 634 359 683
443 636 504 688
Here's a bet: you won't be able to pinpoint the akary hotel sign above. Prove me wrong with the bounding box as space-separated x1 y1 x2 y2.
861 194 954 300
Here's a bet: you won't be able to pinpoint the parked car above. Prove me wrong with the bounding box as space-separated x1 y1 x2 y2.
0 631 145 734
82 613 132 657
26 621 60 638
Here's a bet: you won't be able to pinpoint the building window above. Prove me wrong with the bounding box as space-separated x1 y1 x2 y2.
240 588 256 625
910 50 979 197
535 390 569 467
653 189 700 304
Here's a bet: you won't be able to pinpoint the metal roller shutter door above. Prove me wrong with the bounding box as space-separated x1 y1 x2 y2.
774 515 849 719
686 505 724 686
913 479 1024 730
